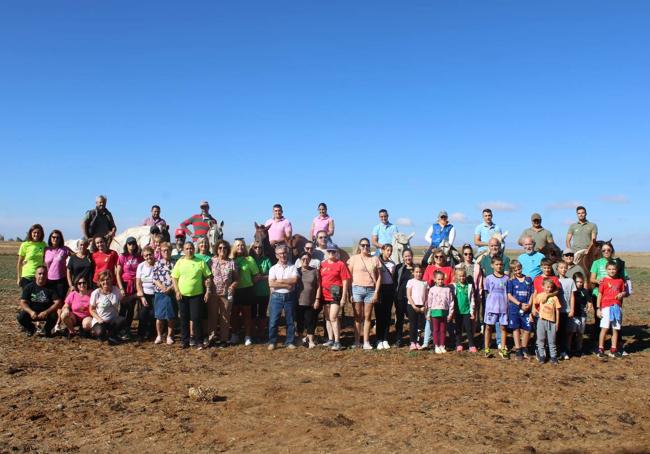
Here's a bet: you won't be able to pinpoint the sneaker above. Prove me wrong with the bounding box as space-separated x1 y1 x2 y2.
382 341 391 350
536 354 545 364
499 349 510 360
550 357 559 365
439 346 447 353
484 348 493 358
331 342 341 351
154 335 162 344
434 346 441 354
607 350 617 358
302 336 308 345
244 336 253 346
202 339 210 348
562 352 570 360
394 340 403 348
416 343 424 350
522 350 530 359
267 343 276 351
196 345 204 351
409 342 417 351
166 336 174 345
228 334 239 345
456 345 464 353
363 342 373 350
621 349 629 357
350 342 362 350
596 349 606 358
189 337 196 347
107 336 121 346
613 351 623 359
376 342 385 350
469 346 478 353
322 340 334 348
286 343 296 350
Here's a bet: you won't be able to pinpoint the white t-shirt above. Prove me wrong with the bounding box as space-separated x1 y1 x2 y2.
406 279 428 307
558 277 577 313
136 261 156 295
89 287 121 326
268 263 299 294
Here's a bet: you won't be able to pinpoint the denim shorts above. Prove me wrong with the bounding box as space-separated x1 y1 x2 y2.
352 285 375 304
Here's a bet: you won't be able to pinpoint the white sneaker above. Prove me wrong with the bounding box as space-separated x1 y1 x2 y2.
376 342 384 350
154 335 162 344
363 342 373 350
166 336 174 345
434 346 442 354
440 346 447 353
244 336 253 346
382 341 391 350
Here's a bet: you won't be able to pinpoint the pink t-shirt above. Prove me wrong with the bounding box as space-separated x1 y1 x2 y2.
264 217 293 243
406 279 428 306
65 291 91 319
311 216 332 238
44 247 69 281
118 254 143 281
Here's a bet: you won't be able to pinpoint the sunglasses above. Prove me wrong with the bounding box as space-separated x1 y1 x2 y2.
218 246 228 250
563 253 574 257
434 255 444 259
304 247 313 250
360 244 370 248
463 253 473 256
77 281 87 285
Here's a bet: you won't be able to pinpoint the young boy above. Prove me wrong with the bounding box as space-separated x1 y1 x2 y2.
451 268 476 353
506 260 534 360
596 261 627 358
532 278 562 365
569 272 591 356
483 257 509 359
556 261 576 360
532 258 561 295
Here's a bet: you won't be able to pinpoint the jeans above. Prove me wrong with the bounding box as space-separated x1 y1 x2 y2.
536 319 558 360
179 294 204 346
268 292 296 345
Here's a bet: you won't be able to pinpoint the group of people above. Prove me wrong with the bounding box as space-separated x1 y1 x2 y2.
16 198 630 362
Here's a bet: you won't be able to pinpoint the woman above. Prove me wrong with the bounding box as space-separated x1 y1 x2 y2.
422 210 456 266
393 249 415 347
136 245 157 340
17 224 47 288
319 245 350 350
310 202 335 242
458 244 484 336
346 238 381 349
421 248 455 349
152 242 176 345
296 252 321 348
230 239 261 346
171 242 212 350
61 275 93 337
116 237 143 339
375 244 396 349
44 230 72 298
88 270 124 344
67 239 94 290
250 241 272 342
209 240 239 346
195 236 212 263
91 236 119 286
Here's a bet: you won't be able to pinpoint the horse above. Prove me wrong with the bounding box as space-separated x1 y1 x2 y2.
291 233 350 263
575 238 606 282
538 241 563 264
65 225 151 253
439 239 462 268
207 220 224 255
391 232 414 264
253 222 276 264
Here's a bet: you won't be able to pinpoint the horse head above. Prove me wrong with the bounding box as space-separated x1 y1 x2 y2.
439 239 461 267
391 232 414 264
253 222 275 261
207 220 224 254
539 242 563 264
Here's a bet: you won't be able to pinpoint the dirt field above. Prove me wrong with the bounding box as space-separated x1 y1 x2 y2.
1 243 649 453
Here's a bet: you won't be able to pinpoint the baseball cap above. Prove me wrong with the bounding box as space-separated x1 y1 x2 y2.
438 210 448 218
326 244 339 251
563 248 574 255
200 200 209 207
126 236 137 244
531 213 542 221
174 228 186 238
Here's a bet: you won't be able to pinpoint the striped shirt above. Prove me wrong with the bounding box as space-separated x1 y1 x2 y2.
180 213 216 240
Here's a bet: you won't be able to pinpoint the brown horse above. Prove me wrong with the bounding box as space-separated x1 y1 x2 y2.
253 222 276 264
575 238 606 283
538 242 563 264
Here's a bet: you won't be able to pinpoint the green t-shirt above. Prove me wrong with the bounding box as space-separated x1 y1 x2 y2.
479 254 510 277
195 253 212 265
253 257 272 297
454 282 471 315
235 256 260 289
18 241 47 278
568 221 598 251
171 257 212 297
590 257 627 297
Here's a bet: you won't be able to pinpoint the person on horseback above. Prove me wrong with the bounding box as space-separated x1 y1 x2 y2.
179 201 217 242
142 205 168 239
474 208 504 254
310 202 335 244
422 210 455 266
82 195 116 251
264 204 293 258
566 206 598 251
371 209 398 255
518 213 554 251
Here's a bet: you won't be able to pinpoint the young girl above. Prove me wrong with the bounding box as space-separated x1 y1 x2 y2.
506 260 534 360
531 278 562 364
426 270 454 354
406 265 428 350
451 267 476 352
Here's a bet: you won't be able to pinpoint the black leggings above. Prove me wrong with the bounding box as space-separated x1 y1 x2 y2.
93 319 125 341
296 305 320 335
394 297 408 341
138 294 155 338
119 299 136 333
376 284 395 342
455 313 474 348
179 295 204 346
252 295 269 319
407 305 425 344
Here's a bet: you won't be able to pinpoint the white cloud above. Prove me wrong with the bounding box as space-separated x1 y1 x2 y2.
395 217 413 227
449 212 471 224
562 218 574 226
600 195 629 204
477 201 517 212
546 200 581 210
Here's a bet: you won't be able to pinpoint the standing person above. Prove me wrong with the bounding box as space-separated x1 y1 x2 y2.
17 266 63 336
566 205 598 251
152 242 177 345
16 224 47 288
347 238 381 349
422 210 456 266
171 242 212 350
136 246 157 340
318 244 351 351
556 261 577 360
478 238 511 277
393 249 415 347
90 236 119 287
451 268 477 353
250 241 272 343
371 209 398 254
61 275 93 337
294 241 321 269
406 265 428 350
518 213 554 251
267 245 299 350
230 239 261 346
458 244 484 332
483 257 510 359
426 271 454 354
375 244 396 350
81 195 116 249
209 240 238 346
115 237 143 339
194 236 212 263
179 201 217 242
552 248 586 280
506 260 534 360
67 239 94 291
595 261 627 358
518 236 545 278
421 248 453 349
569 272 591 356
295 252 321 349
474 208 504 254
171 229 186 261
142 204 169 241
264 204 293 250
531 278 562 364
88 270 124 345
44 230 72 299
312 231 329 262
310 202 335 243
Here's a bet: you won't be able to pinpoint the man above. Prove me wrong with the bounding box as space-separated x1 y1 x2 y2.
371 209 399 253
180 201 217 242
552 248 586 280
171 228 186 264
518 236 545 278
267 245 298 350
312 230 328 262
17 266 63 336
479 238 511 278
518 213 554 251
264 204 293 248
294 241 321 269
474 208 504 254
566 206 598 251
82 195 117 247
143 205 168 231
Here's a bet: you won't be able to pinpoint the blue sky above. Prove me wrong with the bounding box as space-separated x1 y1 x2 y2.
1 1 648 249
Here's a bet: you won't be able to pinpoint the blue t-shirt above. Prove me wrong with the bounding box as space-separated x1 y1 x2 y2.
484 274 509 314
517 252 544 278
507 276 534 305
372 222 398 248
474 222 504 253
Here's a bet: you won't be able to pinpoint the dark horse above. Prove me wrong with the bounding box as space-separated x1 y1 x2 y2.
538 242 563 265
253 222 278 264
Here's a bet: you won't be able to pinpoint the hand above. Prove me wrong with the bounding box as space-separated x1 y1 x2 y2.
30 310 39 320
314 300 320 310
596 308 602 317
175 291 182 301
568 310 574 318
371 296 378 305
141 297 149 307
447 315 453 322
16 277 21 286
617 292 625 301
204 293 210 303
119 288 126 297
37 311 49 320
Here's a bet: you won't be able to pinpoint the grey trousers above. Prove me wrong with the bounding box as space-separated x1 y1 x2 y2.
536 319 557 360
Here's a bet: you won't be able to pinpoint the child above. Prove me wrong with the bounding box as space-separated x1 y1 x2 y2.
406 265 428 350
506 260 534 360
532 278 561 365
483 257 509 359
426 271 454 354
532 258 561 294
596 261 627 358
556 261 577 360
569 272 591 356
451 268 476 352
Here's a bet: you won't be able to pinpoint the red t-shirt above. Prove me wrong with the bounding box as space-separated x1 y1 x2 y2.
319 259 351 302
599 277 625 308
423 265 453 286
92 250 119 284
533 275 561 294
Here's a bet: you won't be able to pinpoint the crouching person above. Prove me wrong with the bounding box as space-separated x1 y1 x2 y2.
17 265 62 336
89 270 124 345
